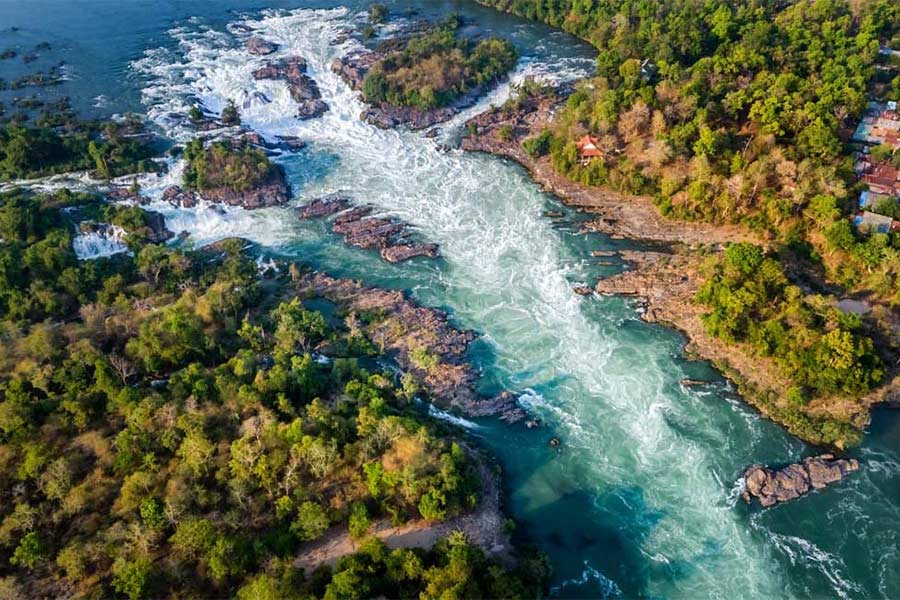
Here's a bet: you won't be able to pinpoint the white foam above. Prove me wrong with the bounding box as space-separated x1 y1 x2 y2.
73 224 130 260
127 8 800 597
551 560 623 597
424 401 481 430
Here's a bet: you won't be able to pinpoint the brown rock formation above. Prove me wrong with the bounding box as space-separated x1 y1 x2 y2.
246 36 277 56
163 166 289 210
296 195 351 219
296 272 484 413
742 454 860 507
253 56 327 119
298 199 439 263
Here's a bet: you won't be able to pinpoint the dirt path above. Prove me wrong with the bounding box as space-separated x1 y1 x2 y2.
294 448 510 571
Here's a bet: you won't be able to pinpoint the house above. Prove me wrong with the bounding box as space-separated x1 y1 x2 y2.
861 162 900 197
855 157 900 197
853 101 900 149
576 135 604 165
859 190 893 210
853 211 897 234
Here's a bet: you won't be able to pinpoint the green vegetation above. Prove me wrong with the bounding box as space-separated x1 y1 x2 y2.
480 0 900 305
369 3 388 24
0 116 158 181
0 187 540 597
362 19 518 110
221 99 241 127
236 533 548 600
182 138 274 192
696 243 882 445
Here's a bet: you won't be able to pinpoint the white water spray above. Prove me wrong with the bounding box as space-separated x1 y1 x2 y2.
131 8 822 597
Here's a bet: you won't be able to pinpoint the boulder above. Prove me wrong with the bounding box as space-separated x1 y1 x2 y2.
253 57 327 119
381 243 439 263
246 36 277 56
162 185 199 209
741 454 860 508
273 135 307 151
296 196 351 219
142 210 174 243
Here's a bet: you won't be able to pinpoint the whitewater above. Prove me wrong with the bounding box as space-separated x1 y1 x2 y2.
119 6 900 598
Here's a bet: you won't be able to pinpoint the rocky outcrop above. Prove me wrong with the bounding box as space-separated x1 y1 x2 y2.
296 195 351 219
381 243 440 263
273 135 307 152
141 210 174 243
297 272 484 413
162 185 199 209
330 51 491 131
246 36 277 56
253 57 328 119
162 166 289 210
330 52 377 90
297 198 439 263
742 454 860 507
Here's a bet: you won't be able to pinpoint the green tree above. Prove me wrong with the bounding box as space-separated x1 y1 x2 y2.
292 501 330 541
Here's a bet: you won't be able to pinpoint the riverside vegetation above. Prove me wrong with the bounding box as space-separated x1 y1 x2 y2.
1 114 158 181
475 0 900 443
482 0 900 303
0 122 545 596
361 16 517 111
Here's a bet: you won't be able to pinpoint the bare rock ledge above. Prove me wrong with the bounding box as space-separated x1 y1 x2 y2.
742 454 860 507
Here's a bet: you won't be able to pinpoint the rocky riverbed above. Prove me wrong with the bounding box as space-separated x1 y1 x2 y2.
296 271 522 421
742 454 860 507
253 56 328 119
297 196 440 263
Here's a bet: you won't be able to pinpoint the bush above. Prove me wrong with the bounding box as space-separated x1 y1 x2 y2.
369 3 388 24
521 129 553 157
221 100 240 126
292 502 330 541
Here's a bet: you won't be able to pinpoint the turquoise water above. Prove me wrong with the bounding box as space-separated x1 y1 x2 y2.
4 2 900 597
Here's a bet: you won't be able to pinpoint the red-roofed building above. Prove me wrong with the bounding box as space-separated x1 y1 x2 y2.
577 135 604 165
861 162 900 197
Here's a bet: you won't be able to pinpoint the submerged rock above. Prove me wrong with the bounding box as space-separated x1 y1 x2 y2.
246 36 277 56
381 243 439 263
273 135 307 151
573 285 594 296
741 454 860 507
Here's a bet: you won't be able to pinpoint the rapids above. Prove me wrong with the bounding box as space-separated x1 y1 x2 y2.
3 2 899 597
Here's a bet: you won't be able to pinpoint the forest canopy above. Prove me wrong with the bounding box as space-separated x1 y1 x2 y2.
0 186 541 598
362 18 518 110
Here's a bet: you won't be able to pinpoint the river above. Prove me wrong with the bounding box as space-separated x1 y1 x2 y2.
2 2 900 598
